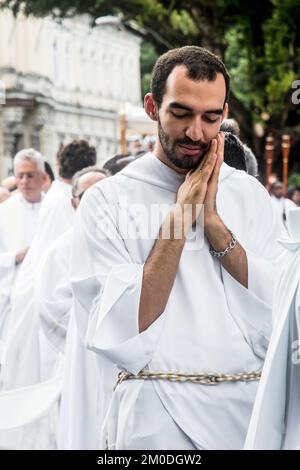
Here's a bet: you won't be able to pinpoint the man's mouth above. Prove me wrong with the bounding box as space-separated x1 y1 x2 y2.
177 144 203 156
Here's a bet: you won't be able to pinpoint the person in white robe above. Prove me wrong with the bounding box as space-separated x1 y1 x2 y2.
0 149 46 361
71 46 286 450
0 148 46 270
244 206 300 450
38 167 107 353
0 141 97 450
270 181 297 234
36 167 109 450
2 139 97 388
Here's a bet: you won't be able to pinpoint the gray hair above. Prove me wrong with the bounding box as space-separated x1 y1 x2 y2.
14 148 45 174
221 118 240 137
243 144 258 177
72 165 109 196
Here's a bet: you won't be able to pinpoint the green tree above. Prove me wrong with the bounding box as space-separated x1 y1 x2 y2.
1 0 300 168
140 41 158 99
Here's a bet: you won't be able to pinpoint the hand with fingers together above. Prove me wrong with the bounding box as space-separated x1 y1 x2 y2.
175 132 224 230
203 132 224 229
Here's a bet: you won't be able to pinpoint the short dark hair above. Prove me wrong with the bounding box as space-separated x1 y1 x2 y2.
57 140 97 179
103 153 140 175
44 161 55 182
72 166 109 196
151 46 230 108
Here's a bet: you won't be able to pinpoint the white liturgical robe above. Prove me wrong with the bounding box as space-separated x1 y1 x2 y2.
0 193 43 361
0 192 43 253
37 230 73 354
0 181 74 449
71 152 286 450
36 228 116 449
244 207 300 449
2 180 75 390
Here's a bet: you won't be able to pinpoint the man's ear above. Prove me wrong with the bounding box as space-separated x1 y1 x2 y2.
144 93 158 121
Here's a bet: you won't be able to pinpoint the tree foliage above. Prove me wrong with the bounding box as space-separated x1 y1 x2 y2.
1 0 300 152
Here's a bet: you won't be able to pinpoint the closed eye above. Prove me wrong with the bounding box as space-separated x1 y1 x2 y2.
203 116 220 123
170 111 190 119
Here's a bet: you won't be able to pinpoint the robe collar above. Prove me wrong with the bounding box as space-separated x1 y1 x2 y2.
120 152 236 193
18 192 44 209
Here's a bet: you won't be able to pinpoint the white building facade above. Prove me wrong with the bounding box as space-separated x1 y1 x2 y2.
0 10 142 178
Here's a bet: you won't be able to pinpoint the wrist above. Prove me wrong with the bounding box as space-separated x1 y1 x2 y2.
205 218 232 252
167 205 190 241
204 213 222 232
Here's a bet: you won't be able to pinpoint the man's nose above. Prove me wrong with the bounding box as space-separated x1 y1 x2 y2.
185 116 204 142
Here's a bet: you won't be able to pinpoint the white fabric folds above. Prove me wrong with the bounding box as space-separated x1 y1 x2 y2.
245 207 300 449
71 153 286 449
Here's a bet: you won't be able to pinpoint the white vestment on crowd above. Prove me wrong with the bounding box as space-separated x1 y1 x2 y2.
270 195 297 235
36 228 115 449
2 180 74 388
37 230 73 354
245 207 300 449
0 192 43 254
58 310 116 450
71 152 285 450
0 180 74 449
0 193 43 360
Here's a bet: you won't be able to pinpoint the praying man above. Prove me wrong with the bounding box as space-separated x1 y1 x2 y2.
71 46 285 450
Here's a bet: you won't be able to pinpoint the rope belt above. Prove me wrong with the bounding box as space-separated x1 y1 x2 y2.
114 369 261 391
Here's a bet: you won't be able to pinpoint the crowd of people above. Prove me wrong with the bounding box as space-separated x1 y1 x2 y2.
0 45 299 450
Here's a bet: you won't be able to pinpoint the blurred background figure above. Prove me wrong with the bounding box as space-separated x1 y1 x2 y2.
0 187 10 204
223 132 247 172
221 118 258 177
103 153 140 175
37 166 110 450
128 135 145 156
1 139 97 381
0 149 46 375
71 166 108 209
0 139 99 450
287 186 300 207
0 148 46 267
143 135 157 153
270 181 297 231
220 118 240 136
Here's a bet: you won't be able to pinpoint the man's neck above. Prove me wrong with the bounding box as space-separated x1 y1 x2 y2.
23 194 42 204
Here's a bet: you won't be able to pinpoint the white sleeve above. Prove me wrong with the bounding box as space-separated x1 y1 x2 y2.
222 179 287 359
36 240 72 354
71 184 163 375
